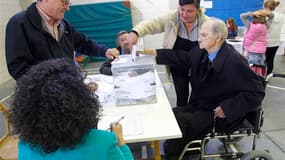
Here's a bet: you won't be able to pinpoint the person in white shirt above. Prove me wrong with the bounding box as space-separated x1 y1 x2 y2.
263 0 283 81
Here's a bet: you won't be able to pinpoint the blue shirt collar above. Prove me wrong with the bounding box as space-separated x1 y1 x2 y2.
208 48 220 62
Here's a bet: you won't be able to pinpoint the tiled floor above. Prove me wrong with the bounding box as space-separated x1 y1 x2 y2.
1 53 285 159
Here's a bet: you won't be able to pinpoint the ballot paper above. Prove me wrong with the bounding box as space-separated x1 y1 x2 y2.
98 113 143 136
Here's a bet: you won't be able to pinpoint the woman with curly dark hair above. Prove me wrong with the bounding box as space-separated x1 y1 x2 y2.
9 58 133 160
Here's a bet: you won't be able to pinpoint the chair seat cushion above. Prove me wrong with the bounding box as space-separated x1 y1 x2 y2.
0 136 18 160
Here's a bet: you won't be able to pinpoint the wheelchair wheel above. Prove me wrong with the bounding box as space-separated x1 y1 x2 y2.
241 150 273 160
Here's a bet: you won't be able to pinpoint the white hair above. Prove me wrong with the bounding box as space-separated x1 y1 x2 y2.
202 17 228 42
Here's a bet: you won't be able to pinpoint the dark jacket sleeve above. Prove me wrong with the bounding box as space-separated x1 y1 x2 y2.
219 55 265 122
5 13 33 80
99 60 113 75
70 21 108 58
156 49 191 67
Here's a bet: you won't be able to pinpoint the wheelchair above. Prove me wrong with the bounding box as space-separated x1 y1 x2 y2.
178 108 273 160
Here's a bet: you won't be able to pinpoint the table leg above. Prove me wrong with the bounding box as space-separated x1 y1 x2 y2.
153 140 161 160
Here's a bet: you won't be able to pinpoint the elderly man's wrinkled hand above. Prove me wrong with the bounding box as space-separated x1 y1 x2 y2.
214 106 226 119
106 48 120 59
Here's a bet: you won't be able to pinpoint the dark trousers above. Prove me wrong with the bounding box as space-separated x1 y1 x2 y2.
163 107 243 160
265 46 279 75
163 107 214 159
172 74 190 106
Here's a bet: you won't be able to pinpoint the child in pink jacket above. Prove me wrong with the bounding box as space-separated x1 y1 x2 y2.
240 10 273 76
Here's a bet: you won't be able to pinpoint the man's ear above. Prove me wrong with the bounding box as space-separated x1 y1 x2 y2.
216 33 222 42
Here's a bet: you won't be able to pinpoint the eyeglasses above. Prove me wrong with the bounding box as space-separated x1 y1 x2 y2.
60 0 71 6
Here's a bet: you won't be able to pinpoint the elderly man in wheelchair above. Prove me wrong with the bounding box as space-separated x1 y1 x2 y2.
140 17 269 159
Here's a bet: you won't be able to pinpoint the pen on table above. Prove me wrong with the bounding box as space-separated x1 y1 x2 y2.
106 116 125 131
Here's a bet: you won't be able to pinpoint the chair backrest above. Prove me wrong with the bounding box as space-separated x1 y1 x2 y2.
0 102 18 160
0 102 10 144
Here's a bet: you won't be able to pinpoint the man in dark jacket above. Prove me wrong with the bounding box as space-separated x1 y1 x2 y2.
99 31 131 75
141 17 265 159
5 0 119 80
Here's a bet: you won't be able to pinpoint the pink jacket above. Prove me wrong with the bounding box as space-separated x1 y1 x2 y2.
243 23 267 54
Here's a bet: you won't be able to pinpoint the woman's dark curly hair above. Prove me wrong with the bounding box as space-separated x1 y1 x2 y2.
9 58 101 153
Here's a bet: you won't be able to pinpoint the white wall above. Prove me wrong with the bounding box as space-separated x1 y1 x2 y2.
130 0 175 48
0 0 22 84
20 0 34 10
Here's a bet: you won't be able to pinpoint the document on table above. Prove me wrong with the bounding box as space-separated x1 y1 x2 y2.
85 74 115 104
98 113 143 136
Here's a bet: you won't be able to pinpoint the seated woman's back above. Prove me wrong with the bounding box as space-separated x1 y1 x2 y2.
19 130 132 160
9 58 133 160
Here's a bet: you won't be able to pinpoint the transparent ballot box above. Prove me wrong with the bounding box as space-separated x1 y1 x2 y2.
111 55 156 106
